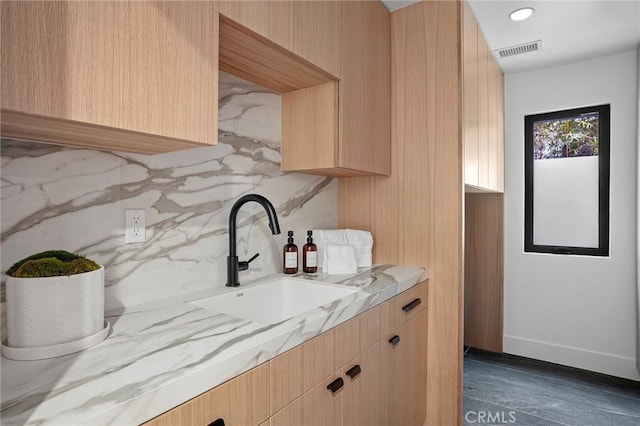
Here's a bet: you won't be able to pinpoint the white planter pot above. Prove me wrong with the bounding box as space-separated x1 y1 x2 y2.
6 266 104 348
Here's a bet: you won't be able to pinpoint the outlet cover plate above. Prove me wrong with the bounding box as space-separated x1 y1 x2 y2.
125 209 145 243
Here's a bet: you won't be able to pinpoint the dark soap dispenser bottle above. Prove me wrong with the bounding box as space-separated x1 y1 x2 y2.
303 230 318 273
283 230 298 274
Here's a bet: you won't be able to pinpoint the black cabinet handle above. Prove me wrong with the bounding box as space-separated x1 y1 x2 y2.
402 298 421 313
346 364 361 379
207 419 225 426
326 377 344 393
389 335 400 346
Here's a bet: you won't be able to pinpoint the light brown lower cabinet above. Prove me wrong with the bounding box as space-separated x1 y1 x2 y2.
143 282 428 426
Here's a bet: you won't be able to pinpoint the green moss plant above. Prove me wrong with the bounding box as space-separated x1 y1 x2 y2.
6 250 100 278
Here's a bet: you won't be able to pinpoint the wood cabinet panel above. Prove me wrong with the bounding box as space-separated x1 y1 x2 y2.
122 1 218 144
394 281 428 328
342 342 385 426
497 70 505 192
271 372 343 426
1 1 217 153
463 1 479 187
270 344 304 415
334 316 361 369
464 193 504 352
340 0 391 175
143 363 269 426
293 1 341 78
302 330 336 390
384 309 428 426
341 2 462 423
219 1 292 50
476 30 490 189
281 82 338 171
359 304 382 352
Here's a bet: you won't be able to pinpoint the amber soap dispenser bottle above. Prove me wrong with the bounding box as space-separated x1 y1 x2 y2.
283 230 298 274
303 230 318 273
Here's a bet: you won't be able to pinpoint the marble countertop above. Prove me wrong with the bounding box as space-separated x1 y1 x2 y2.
1 264 428 425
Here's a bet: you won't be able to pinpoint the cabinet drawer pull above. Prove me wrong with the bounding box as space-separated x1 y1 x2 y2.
389 335 400 346
326 377 344 393
346 364 361 379
207 419 225 426
402 298 421 313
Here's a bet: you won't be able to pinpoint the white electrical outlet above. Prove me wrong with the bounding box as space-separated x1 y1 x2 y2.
125 209 146 243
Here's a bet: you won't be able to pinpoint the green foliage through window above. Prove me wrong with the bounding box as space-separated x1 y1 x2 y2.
533 113 599 159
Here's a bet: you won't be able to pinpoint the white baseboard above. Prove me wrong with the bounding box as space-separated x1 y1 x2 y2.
503 335 640 381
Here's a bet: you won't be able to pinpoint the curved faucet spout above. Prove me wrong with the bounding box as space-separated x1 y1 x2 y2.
227 194 281 287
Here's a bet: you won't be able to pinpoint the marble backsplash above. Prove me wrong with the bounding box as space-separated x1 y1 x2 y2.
0 72 338 311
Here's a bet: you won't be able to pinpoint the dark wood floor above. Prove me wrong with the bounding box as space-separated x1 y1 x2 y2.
463 348 640 425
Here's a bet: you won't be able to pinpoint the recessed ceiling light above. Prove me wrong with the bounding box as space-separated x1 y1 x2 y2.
509 7 535 22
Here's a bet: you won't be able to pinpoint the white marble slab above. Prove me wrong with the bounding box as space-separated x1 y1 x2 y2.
1 72 338 312
0 265 428 425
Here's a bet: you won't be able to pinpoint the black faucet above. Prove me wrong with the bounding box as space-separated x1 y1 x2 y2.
227 194 281 287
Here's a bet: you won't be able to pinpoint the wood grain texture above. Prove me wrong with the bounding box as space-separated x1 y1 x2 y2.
359 304 382 352
1 1 217 152
281 82 338 172
476 28 490 189
462 1 479 187
219 16 335 94
334 316 360 369
487 55 500 191
302 330 336 391
340 0 391 175
464 193 504 353
384 309 428 426
270 344 304 415
394 281 428 328
219 0 293 50
271 372 343 426
342 342 385 426
293 1 341 78
497 68 505 193
339 1 463 423
143 362 269 426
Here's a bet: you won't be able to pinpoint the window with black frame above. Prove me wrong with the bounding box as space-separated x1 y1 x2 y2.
524 104 610 256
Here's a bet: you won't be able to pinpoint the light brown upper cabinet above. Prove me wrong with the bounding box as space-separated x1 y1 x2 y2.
1 1 218 154
462 1 504 192
281 1 391 177
219 1 293 51
292 1 342 79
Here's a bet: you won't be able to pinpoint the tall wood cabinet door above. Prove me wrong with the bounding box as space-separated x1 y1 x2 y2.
462 0 479 187
1 1 125 129
122 1 218 145
340 0 391 175
342 342 385 426
383 309 428 426
496 69 505 192
219 1 292 50
476 29 490 189
487 55 500 191
271 371 343 426
293 1 341 78
143 363 269 426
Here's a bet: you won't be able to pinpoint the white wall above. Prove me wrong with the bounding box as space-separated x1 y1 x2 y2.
504 50 639 380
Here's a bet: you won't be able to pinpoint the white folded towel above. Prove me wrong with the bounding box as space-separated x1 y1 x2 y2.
323 244 358 275
314 229 373 268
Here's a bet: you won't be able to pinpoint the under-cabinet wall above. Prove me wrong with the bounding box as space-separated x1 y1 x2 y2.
0 72 338 313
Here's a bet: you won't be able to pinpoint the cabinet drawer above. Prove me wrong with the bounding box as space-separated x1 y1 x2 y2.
270 329 336 415
394 281 427 327
143 363 269 426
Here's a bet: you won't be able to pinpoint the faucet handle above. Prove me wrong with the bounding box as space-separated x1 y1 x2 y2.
238 253 260 271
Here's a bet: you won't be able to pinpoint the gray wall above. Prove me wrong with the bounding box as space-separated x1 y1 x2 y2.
504 49 639 380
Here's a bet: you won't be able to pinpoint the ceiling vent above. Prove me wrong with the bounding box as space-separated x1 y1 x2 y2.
494 40 542 58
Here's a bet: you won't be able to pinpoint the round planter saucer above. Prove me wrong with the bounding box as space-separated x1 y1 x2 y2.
1 321 110 361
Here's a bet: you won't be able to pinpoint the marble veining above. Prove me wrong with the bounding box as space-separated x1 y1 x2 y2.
1 72 338 311
0 265 427 425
